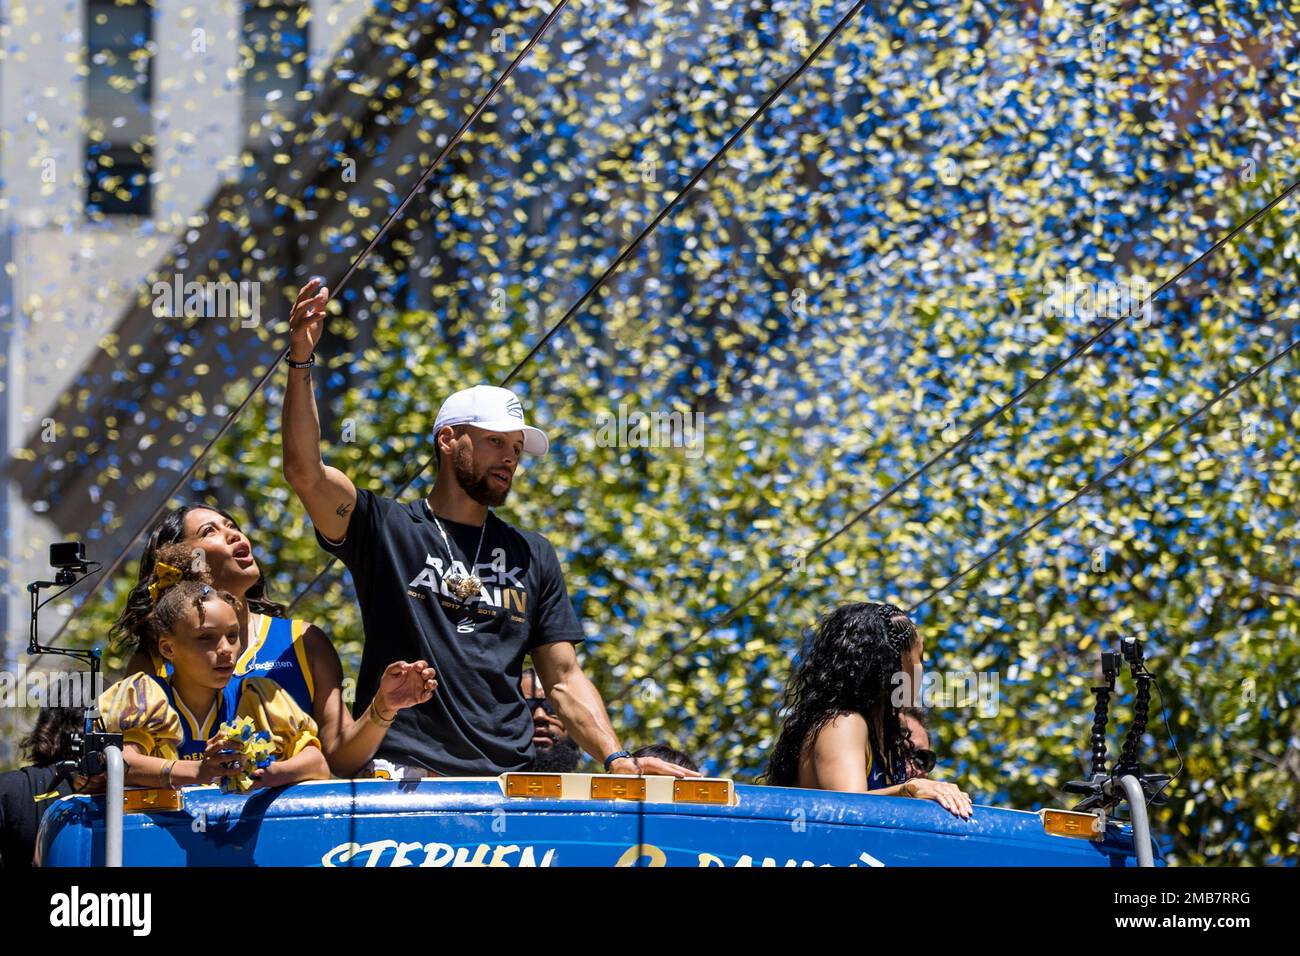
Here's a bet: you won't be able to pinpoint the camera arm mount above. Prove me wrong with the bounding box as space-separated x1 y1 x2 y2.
27 552 116 765
1062 637 1170 867
27 550 123 865
28 565 105 714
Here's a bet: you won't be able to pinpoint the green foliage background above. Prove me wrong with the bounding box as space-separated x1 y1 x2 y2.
13 1 1299 865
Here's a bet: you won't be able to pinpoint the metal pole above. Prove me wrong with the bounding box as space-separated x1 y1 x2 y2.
104 744 124 867
1117 774 1154 867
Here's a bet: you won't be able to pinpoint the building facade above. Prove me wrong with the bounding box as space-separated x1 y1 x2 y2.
0 0 371 758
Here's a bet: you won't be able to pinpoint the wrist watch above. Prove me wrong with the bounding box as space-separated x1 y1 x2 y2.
603 750 632 773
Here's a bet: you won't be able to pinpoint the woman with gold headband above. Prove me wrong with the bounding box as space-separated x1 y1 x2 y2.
114 504 437 777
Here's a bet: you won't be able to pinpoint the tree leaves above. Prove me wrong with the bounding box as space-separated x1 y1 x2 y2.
19 0 1299 864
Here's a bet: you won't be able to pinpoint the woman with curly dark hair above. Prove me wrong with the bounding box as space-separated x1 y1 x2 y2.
116 503 436 778
766 602 973 819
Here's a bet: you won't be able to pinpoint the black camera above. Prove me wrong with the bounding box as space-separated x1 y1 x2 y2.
63 726 121 777
50 541 88 571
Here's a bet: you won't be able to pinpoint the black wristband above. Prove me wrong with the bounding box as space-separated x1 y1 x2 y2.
285 352 315 369
603 750 632 772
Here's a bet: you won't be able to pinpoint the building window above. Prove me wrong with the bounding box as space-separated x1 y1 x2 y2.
85 0 155 217
241 1 310 146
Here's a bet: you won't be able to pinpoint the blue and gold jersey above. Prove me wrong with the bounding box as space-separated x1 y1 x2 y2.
235 613 315 715
151 674 239 759
152 612 315 716
97 672 237 761
98 672 321 763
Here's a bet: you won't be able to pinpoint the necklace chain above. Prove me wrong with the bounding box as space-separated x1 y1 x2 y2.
425 499 488 600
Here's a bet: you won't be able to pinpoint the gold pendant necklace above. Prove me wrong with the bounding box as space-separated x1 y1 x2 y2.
427 501 488 602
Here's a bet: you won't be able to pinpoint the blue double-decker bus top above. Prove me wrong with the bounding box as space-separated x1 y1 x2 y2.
38 777 1148 867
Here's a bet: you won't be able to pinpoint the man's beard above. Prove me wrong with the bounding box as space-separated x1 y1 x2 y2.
452 445 510 507
524 736 581 773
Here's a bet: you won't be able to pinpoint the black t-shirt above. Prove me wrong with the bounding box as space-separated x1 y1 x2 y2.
316 489 586 775
0 766 72 867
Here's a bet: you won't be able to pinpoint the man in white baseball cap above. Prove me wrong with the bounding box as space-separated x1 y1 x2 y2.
434 384 550 457
280 279 699 782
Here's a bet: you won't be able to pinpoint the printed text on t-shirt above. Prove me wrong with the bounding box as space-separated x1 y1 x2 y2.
406 548 529 617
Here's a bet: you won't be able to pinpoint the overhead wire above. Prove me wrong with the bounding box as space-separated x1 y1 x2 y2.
612 175 1300 696
284 0 877 611
49 0 575 641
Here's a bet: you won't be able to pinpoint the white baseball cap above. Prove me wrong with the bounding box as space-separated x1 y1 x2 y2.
433 385 549 456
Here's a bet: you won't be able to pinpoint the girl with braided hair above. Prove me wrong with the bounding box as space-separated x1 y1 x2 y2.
766 602 973 819
114 504 437 777
98 550 330 789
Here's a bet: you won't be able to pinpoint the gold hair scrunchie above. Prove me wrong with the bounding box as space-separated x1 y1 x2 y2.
148 562 184 605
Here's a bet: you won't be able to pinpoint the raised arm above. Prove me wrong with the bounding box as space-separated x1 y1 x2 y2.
300 623 437 778
281 278 357 542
